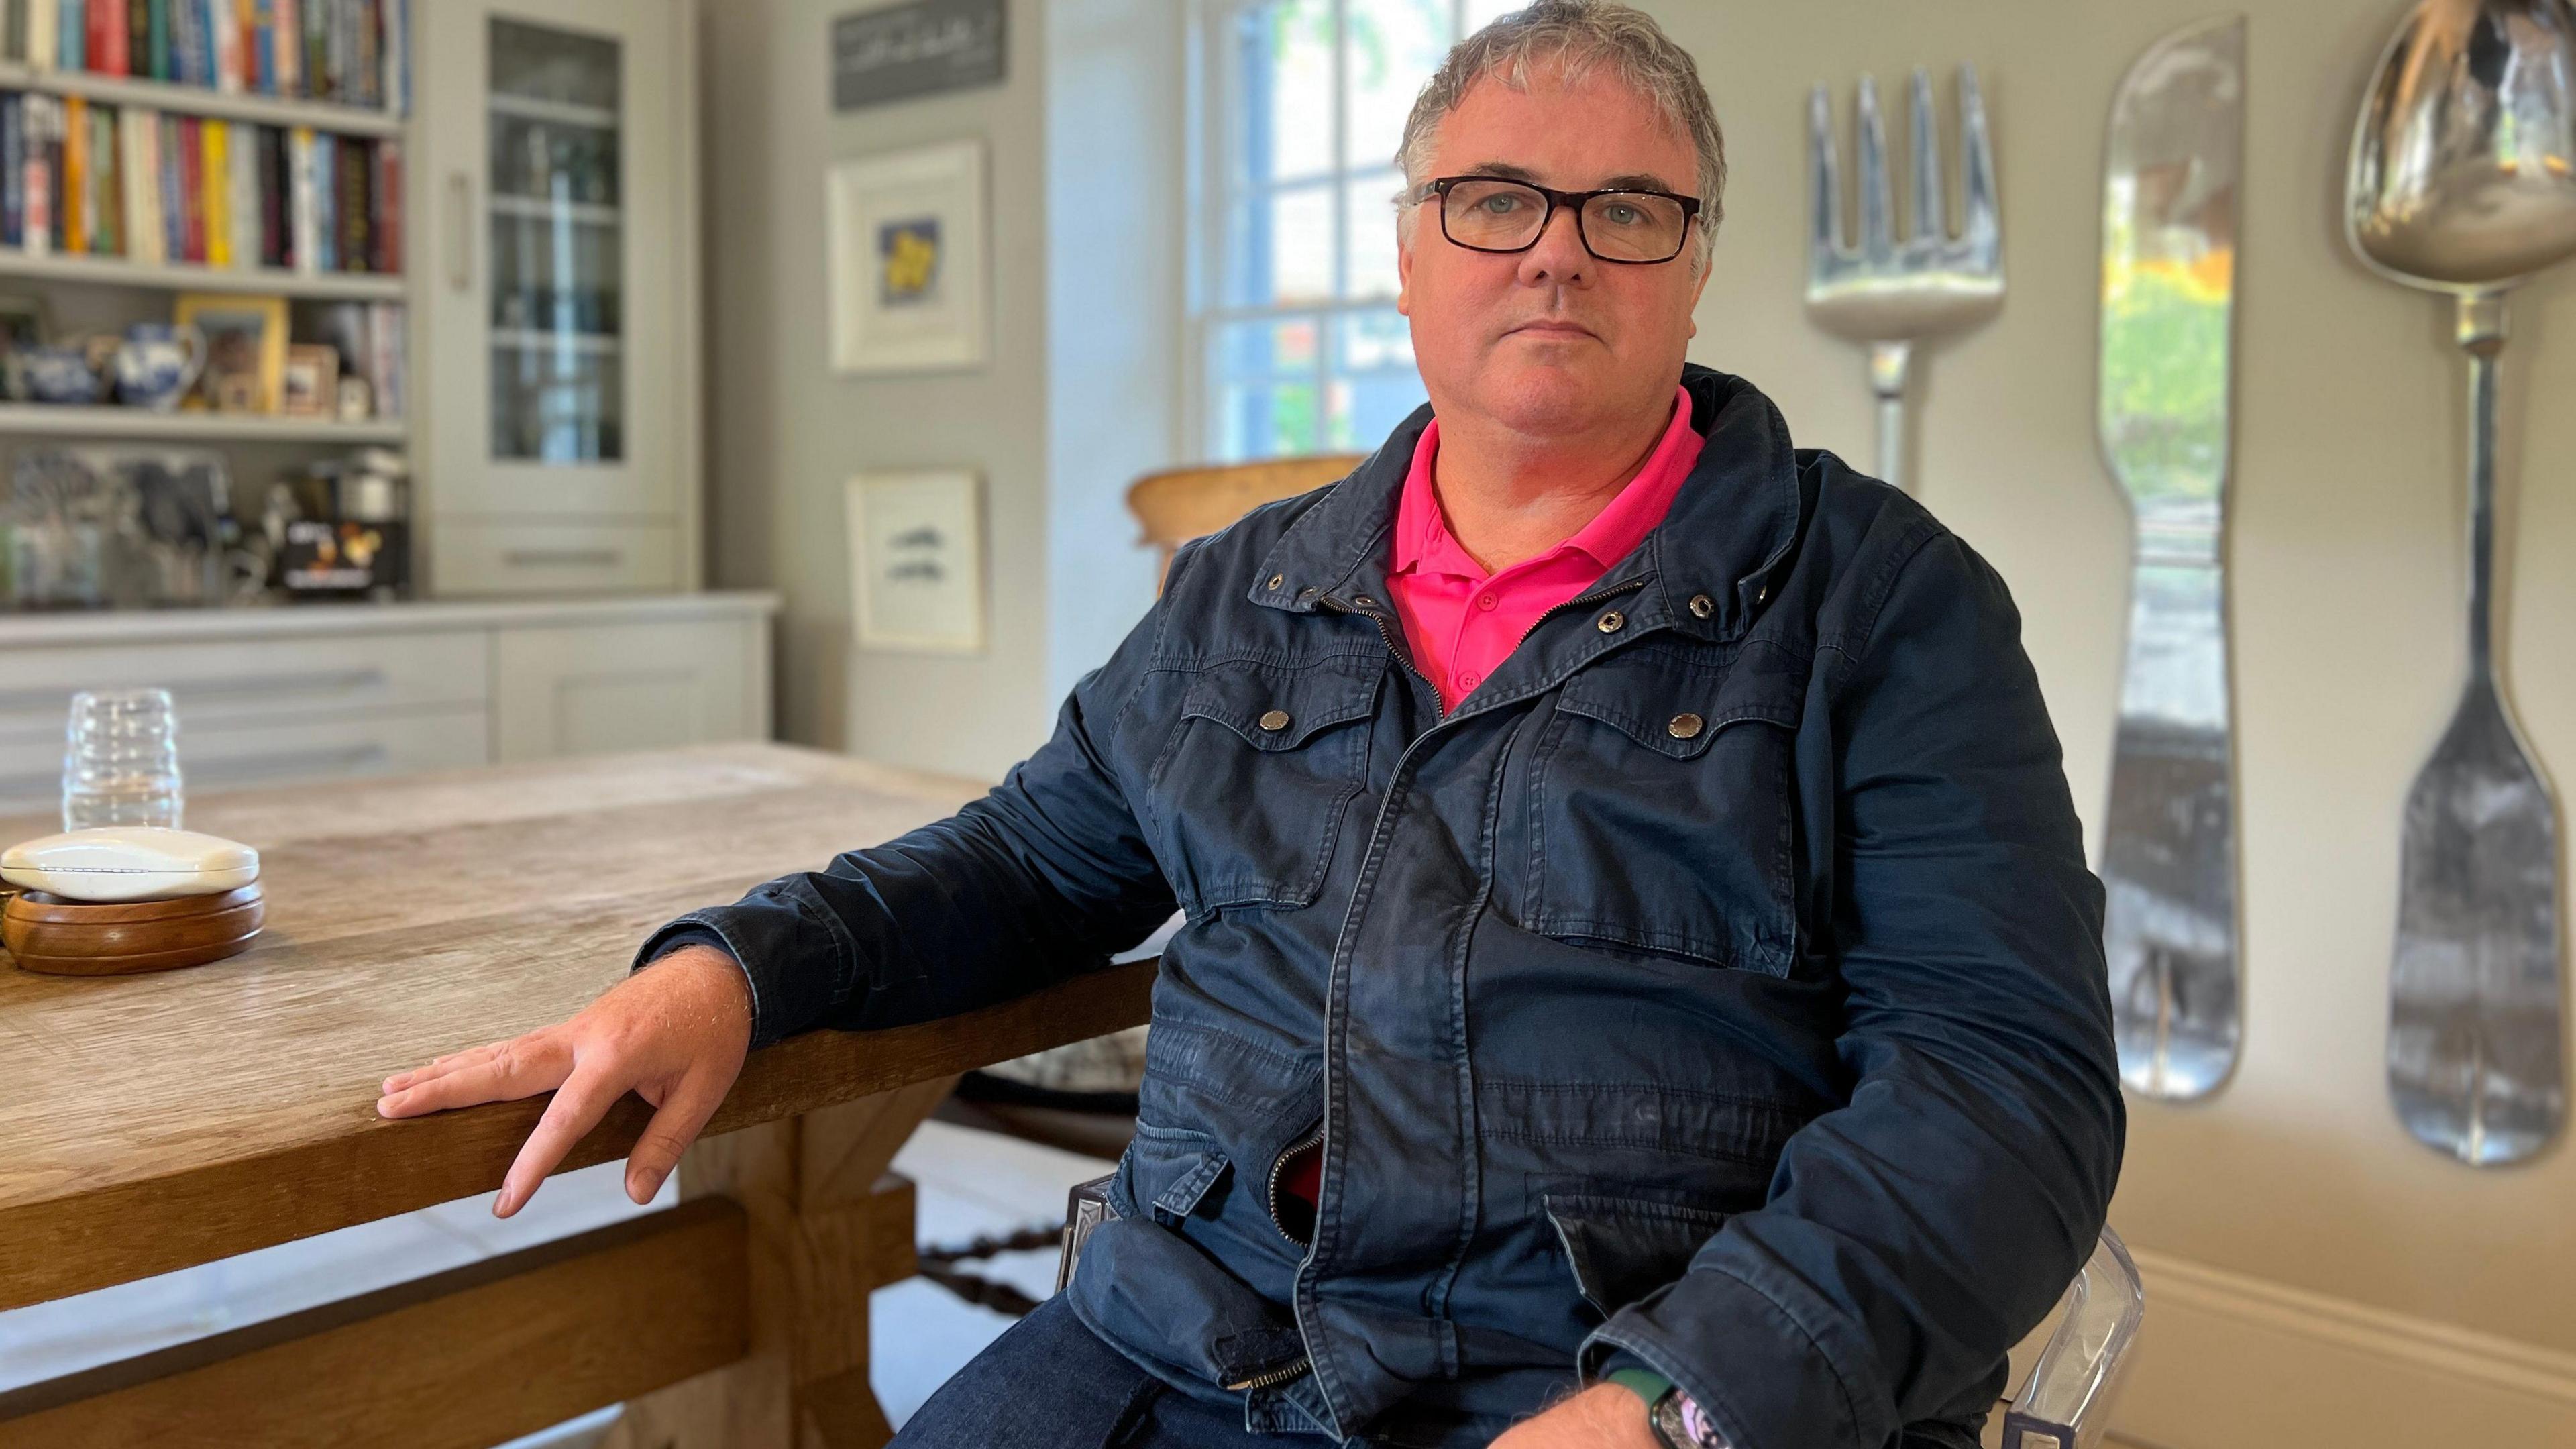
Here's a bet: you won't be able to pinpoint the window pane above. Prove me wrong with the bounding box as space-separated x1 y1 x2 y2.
1227 184 1336 307
1244 0 1336 184
1343 0 1452 172
1214 317 1326 458
1344 171 1404 298
1331 309 1424 449
1462 0 1523 32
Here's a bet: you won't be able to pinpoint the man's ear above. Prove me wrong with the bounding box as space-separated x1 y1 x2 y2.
1684 250 1713 337
1397 212 1415 317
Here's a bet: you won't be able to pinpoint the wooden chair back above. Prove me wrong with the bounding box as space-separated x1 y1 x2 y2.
1126 455 1366 588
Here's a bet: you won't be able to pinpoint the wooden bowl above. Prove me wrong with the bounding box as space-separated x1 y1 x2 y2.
1 882 264 976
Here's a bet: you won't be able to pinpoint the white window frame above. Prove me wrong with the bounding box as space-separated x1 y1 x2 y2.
1185 0 1501 462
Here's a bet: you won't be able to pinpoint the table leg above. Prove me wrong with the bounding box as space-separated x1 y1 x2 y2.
604 1076 957 1449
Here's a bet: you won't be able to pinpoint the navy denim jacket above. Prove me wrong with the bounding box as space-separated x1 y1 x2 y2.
637 366 2125 1449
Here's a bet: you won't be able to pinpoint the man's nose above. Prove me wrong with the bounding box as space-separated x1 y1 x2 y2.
1515 201 1591 286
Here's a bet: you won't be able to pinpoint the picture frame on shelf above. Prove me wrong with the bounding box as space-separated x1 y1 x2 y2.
281 344 340 417
175 293 288 413
826 138 989 375
0 294 52 350
846 467 987 653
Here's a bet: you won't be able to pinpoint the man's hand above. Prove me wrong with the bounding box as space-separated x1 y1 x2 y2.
1490 1383 1663 1449
374 945 754 1218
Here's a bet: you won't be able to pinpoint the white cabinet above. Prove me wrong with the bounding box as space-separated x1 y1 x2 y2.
0 595 772 814
416 0 699 594
494 616 763 761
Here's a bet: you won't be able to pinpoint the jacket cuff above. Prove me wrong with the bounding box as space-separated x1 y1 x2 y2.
1580 1263 1877 1449
631 912 784 1051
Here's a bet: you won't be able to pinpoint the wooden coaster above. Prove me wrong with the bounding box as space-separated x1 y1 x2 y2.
1 882 265 977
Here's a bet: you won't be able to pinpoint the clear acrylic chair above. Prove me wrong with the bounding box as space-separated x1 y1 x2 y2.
1999 1226 2147 1449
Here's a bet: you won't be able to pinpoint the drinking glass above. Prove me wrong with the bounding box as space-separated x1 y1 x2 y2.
63 688 184 831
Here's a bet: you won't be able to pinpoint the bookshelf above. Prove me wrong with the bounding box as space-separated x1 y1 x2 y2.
0 59 402 137
0 246 399 297
0 400 402 439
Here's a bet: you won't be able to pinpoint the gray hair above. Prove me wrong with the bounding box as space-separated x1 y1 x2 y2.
1394 0 1724 274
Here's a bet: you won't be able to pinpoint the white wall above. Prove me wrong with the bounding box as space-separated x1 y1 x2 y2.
700 0 1057 780
1633 0 2576 1440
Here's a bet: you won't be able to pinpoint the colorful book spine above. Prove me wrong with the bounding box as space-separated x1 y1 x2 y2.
211 0 239 92
175 113 200 259
25 0 56 74
58 92 82 252
87 100 113 254
87 0 120 74
154 111 177 259
231 114 256 264
274 0 297 97
201 116 226 265
286 123 311 270
144 0 165 80
335 128 362 268
119 100 153 262
1 95 21 249
128 0 147 83
370 133 396 272
57 0 81 72
309 126 330 269
383 0 405 116
250 0 272 93
22 101 52 255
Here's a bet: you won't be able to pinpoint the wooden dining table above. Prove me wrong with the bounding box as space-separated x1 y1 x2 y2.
0 742 1157 1448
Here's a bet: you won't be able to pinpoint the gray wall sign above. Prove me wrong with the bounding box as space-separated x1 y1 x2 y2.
832 0 1008 112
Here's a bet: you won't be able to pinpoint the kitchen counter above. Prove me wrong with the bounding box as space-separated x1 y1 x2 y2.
0 590 780 648
0 742 1155 1447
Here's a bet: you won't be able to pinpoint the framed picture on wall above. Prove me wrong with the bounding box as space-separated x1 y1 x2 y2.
846 468 987 653
175 293 288 413
826 138 989 374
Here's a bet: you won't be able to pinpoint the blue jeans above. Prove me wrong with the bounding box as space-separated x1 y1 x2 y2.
889 1295 1509 1448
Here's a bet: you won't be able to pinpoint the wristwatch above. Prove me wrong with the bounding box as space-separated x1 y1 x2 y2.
1606 1367 1731 1449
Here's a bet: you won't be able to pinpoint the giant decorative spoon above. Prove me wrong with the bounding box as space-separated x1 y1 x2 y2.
2347 0 2575 1166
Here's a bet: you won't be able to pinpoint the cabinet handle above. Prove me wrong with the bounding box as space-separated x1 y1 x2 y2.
504 548 624 568
447 172 474 292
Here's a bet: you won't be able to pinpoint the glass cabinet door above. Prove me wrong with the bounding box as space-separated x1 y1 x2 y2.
486 17 623 465
424 0 678 528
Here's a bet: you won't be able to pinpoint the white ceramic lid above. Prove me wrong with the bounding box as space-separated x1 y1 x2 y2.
1 827 262 901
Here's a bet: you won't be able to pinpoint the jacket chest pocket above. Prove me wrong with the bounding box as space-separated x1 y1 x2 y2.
1146 657 1383 918
1520 649 1801 975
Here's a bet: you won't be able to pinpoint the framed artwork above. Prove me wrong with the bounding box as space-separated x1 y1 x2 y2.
846 468 986 653
280 344 340 417
0 294 50 350
175 293 288 412
826 139 989 374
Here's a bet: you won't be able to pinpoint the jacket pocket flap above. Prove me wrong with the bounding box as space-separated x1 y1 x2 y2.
1181 659 1381 749
1127 1120 1232 1222
1554 649 1802 759
1542 1193 1731 1317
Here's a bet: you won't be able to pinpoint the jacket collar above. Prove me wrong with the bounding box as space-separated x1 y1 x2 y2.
1245 363 1807 642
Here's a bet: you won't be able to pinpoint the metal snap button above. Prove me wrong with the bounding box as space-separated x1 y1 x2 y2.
1267 573 1285 590
1596 610 1625 633
1259 710 1291 732
1688 594 1715 619
1354 594 1378 610
1756 584 1770 603
1667 712 1705 740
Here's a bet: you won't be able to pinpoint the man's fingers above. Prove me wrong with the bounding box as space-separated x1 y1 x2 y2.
623 1065 731 1204
493 1063 626 1218
376 1038 566 1118
380 1039 510 1095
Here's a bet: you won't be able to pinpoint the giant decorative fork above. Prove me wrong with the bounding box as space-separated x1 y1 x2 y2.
1806 67 2004 494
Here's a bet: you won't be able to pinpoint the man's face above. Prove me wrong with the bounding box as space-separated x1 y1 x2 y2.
1398 62 1711 439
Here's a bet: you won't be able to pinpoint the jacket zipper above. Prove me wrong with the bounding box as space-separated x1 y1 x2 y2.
1265 1120 1326 1246
1223 1356 1314 1393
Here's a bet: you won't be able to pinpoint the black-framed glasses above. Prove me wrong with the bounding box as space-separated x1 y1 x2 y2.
1425 176 1703 264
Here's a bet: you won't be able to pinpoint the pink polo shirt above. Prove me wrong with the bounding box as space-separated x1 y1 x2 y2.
1388 384 1705 710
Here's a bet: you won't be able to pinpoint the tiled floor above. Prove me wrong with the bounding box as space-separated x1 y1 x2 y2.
0 1118 1110 1444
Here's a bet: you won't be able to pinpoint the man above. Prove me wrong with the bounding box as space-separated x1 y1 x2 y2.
377 4 2122 1446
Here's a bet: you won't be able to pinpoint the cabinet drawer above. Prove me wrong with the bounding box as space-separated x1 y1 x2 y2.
493 619 761 761
433 523 680 596
0 630 490 756
0 708 490 814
